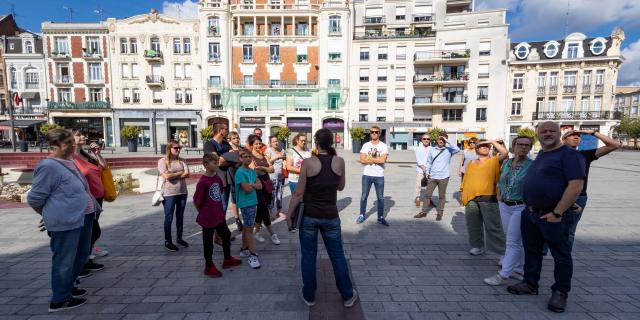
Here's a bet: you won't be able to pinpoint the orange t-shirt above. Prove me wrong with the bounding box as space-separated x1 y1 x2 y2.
461 156 500 206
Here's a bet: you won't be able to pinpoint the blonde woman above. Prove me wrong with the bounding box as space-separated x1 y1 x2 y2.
157 139 190 252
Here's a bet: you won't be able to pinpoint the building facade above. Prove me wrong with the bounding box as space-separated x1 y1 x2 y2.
106 9 202 148
199 0 351 147
505 29 625 144
42 22 113 145
615 86 640 119
348 0 509 150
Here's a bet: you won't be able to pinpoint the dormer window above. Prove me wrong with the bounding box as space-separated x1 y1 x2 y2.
514 43 529 59
590 39 605 55
544 42 558 58
567 43 579 59
25 41 33 54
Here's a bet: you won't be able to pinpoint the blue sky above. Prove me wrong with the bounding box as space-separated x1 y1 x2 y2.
4 0 639 85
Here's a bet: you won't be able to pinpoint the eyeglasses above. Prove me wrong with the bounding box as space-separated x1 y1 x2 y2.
421 138 430 141
370 131 380 134
171 147 182 150
477 144 491 148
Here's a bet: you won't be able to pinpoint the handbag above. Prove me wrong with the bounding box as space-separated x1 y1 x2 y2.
421 149 445 187
151 168 164 206
290 202 305 230
101 164 117 202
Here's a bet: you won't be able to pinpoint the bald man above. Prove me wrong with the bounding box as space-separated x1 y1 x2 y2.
507 121 585 313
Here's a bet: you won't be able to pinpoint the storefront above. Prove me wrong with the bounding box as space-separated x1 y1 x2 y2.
54 117 112 146
119 118 152 147
113 109 200 148
287 117 313 142
239 116 265 143
322 118 345 149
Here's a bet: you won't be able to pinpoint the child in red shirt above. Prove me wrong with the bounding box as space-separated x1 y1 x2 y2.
193 153 242 277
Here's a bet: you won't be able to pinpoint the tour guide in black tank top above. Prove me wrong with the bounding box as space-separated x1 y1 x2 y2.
303 154 339 220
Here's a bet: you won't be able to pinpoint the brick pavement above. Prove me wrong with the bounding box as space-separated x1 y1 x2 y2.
1 150 639 320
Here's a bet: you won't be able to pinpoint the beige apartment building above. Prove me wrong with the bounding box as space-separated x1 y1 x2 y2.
615 86 640 120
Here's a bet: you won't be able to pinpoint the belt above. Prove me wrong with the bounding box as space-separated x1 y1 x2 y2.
503 200 525 206
528 206 552 216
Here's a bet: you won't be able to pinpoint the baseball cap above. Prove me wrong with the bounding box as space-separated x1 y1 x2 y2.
562 130 581 140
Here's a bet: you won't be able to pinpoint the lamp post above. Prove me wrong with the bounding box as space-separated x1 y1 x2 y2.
9 91 17 152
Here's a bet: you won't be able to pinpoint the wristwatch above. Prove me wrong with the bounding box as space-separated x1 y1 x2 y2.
590 131 596 136
552 211 563 218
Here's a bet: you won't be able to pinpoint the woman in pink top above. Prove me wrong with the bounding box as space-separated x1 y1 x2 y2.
72 130 107 274
158 139 190 252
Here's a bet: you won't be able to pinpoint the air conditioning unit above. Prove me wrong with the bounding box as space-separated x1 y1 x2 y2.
390 64 395 69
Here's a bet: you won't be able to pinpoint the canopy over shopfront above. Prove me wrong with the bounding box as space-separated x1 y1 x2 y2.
0 119 46 129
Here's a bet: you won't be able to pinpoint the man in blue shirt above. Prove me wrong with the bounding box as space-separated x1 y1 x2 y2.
507 121 585 314
414 134 460 221
413 134 431 207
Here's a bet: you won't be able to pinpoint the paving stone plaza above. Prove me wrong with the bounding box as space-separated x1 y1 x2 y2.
1 150 639 320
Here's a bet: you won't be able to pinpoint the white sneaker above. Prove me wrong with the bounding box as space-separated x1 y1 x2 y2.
239 248 250 258
469 248 485 256
93 246 109 257
248 254 261 269
270 234 281 245
254 233 265 243
343 289 359 308
510 272 524 281
89 254 96 260
484 274 507 286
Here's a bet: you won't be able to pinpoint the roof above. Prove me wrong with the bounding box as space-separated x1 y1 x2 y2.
510 32 616 61
616 86 640 95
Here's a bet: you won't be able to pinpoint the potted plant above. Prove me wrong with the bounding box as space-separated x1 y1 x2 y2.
274 126 291 149
121 125 142 152
350 127 365 153
200 126 213 141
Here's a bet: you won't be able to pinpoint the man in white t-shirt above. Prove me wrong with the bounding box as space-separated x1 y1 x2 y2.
357 125 389 226
414 134 431 207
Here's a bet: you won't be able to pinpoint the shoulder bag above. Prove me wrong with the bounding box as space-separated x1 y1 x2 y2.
151 162 166 206
101 164 117 202
421 149 445 187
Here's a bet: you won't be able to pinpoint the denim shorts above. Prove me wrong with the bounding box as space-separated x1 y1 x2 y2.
240 206 257 228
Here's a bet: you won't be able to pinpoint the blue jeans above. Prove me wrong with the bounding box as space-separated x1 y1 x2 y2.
568 195 587 249
521 207 575 293
359 175 385 218
163 194 187 243
289 181 298 195
299 216 354 302
271 178 285 210
221 184 231 213
49 214 94 303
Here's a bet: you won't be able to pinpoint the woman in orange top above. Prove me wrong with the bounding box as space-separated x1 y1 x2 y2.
461 139 508 256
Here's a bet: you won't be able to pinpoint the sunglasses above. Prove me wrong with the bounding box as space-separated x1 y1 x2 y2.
370 131 380 134
421 138 430 141
477 144 491 148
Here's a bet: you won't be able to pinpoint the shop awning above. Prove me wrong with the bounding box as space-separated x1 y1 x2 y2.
20 92 40 100
0 119 46 128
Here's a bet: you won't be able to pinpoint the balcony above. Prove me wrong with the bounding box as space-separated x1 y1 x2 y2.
414 50 471 64
363 16 385 24
532 111 622 121
82 51 102 60
563 86 577 94
211 103 224 111
54 75 72 86
413 73 469 86
146 75 164 86
50 52 71 60
537 87 545 95
229 3 320 10
208 79 223 88
413 14 435 23
412 95 468 106
208 26 220 37
595 84 604 93
549 86 558 94
47 101 111 110
86 78 104 86
354 30 435 40
582 85 591 92
25 83 40 90
143 50 163 62
153 98 163 104
232 80 318 89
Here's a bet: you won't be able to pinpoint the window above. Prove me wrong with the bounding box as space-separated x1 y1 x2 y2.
270 23 281 35
243 45 253 62
396 6 406 20
548 97 556 112
396 67 406 81
479 41 491 56
86 37 100 54
590 40 605 55
185 89 193 103
9 68 16 89
515 44 529 59
583 71 592 86
88 63 102 81
395 88 405 102
152 89 162 103
328 93 340 110
443 109 463 121
174 64 184 79
175 89 183 103
183 38 191 54
478 64 489 78
593 96 602 111
511 98 522 115
537 97 545 112
58 88 71 102
121 64 130 79
596 70 605 85
120 38 128 53
25 41 33 54
270 45 280 63
25 71 39 89
131 63 139 79
208 17 220 36
376 116 386 122
567 43 579 59
89 88 103 102
173 38 181 54
296 22 308 36
562 97 574 112
151 37 161 52
544 42 558 58
209 42 221 61
184 64 192 79
54 37 69 54
329 15 341 34
130 38 138 53
122 89 131 103
270 0 281 9
359 90 369 102
328 52 341 61
359 114 368 121
211 94 222 109
56 63 70 83
243 23 254 36
513 73 524 90
243 75 253 86
537 72 546 88
581 97 589 111
564 71 577 86
377 68 387 81
477 86 488 100
328 79 340 87
209 76 222 86
132 88 140 102
378 47 388 60
360 47 369 61
476 108 487 121
377 88 387 102
396 46 406 60
549 72 558 87
359 69 369 81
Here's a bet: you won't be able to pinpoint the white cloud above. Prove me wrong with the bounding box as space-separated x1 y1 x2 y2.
619 39 640 86
161 0 199 20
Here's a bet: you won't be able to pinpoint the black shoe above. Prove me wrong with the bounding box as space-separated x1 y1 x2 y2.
49 298 87 312
165 242 179 252
72 287 88 298
77 270 92 279
177 239 189 248
83 261 104 272
507 282 538 295
547 290 568 313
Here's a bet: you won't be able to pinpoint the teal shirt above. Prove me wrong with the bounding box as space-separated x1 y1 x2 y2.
234 167 258 209
498 158 533 202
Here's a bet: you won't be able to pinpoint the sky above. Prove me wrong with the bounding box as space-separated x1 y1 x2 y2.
3 0 639 85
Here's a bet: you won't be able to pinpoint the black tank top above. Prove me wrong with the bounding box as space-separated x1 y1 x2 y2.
303 154 340 219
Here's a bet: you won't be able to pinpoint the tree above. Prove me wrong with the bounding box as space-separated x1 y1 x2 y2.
516 127 538 144
613 115 640 149
200 126 213 141
39 123 63 135
428 127 447 143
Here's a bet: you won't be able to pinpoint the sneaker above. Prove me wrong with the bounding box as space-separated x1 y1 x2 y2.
239 248 250 258
248 254 261 269
510 272 524 281
177 239 189 248
204 265 222 278
222 257 242 269
77 270 92 279
469 248 485 256
71 287 88 298
88 254 96 260
48 298 87 312
435 212 443 221
507 282 539 295
254 233 265 243
483 274 507 286
270 234 281 245
83 261 104 272
289 228 297 233
356 215 365 224
377 218 390 227
93 246 109 257
343 289 359 308
165 242 179 252
299 288 316 307
547 290 568 313
414 211 427 218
